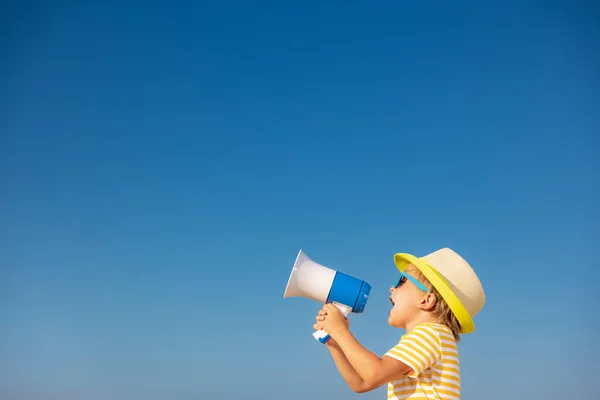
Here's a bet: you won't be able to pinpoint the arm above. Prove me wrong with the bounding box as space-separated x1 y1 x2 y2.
314 317 373 392
325 341 374 393
334 329 413 389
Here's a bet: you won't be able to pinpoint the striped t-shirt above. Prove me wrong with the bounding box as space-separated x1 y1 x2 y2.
384 323 460 400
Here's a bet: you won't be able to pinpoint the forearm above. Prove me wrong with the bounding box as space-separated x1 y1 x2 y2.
333 330 384 384
326 343 372 393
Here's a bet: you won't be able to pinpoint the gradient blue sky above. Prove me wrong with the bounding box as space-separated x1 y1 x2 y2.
2 1 598 399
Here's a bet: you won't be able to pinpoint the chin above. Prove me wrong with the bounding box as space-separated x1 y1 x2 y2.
387 315 403 328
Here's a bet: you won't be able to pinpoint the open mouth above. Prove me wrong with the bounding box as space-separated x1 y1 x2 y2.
390 297 395 306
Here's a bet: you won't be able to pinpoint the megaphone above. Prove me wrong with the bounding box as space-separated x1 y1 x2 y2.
283 249 371 344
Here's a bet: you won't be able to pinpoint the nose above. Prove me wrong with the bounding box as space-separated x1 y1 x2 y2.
389 286 394 293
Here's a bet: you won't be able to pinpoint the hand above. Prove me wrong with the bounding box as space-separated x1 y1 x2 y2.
314 303 350 340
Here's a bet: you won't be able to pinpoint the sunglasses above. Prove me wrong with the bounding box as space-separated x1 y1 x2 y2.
394 272 429 292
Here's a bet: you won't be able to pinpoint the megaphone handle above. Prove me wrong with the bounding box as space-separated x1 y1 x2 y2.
313 329 333 343
313 302 352 344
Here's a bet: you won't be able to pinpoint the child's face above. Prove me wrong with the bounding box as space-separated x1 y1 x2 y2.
388 269 428 328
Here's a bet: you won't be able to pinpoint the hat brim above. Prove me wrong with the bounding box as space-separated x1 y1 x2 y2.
393 253 475 334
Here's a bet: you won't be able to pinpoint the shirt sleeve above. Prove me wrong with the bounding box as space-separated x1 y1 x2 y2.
383 324 442 378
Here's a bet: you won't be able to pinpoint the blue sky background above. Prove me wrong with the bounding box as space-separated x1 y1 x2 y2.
1 1 598 399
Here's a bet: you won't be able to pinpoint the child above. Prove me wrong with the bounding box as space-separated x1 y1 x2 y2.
314 247 485 399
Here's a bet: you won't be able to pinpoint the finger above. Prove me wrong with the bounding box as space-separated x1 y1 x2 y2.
313 324 322 330
324 303 337 313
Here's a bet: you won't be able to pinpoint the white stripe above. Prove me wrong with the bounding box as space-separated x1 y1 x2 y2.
443 348 458 356
433 384 460 395
443 354 458 361
389 378 412 387
436 375 461 386
440 339 456 346
431 366 460 379
443 356 459 364
415 374 459 387
388 382 417 392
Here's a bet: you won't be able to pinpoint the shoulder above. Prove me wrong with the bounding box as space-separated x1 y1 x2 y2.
388 323 444 359
405 323 444 344
405 323 457 355
411 322 455 339
420 323 457 347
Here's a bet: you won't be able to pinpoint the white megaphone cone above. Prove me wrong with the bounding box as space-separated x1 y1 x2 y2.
284 249 371 344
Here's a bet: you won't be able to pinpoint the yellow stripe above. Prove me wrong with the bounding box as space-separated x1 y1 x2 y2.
430 370 460 384
388 384 419 392
443 358 460 366
434 365 460 375
441 340 457 348
388 387 426 396
436 387 461 397
442 350 458 358
440 342 458 351
441 382 461 392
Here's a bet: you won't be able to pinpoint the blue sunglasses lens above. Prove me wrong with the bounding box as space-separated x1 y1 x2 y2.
394 275 406 288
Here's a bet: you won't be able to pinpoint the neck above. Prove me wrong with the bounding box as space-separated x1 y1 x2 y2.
405 313 441 333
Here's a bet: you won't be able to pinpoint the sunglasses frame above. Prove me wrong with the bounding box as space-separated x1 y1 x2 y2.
394 272 429 292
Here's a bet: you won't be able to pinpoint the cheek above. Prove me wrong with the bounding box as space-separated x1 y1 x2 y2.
391 295 407 309
396 300 409 310
392 287 409 303
392 290 416 310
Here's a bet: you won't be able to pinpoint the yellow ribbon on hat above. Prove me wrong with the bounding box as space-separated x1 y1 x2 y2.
393 253 475 334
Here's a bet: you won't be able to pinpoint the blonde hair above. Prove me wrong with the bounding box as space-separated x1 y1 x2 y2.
405 265 462 342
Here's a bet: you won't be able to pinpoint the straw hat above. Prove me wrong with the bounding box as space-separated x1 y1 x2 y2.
393 247 485 334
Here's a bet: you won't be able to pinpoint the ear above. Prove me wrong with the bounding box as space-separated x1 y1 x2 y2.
418 292 437 311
